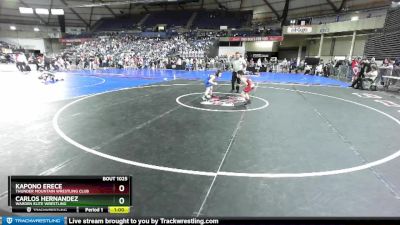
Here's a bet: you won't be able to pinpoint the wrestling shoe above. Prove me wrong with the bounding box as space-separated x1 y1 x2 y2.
211 95 219 99
244 100 252 105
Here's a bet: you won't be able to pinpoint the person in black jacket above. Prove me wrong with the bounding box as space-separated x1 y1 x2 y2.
350 59 371 89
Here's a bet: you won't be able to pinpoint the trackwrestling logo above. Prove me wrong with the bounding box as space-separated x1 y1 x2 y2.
200 95 245 107
2 217 64 225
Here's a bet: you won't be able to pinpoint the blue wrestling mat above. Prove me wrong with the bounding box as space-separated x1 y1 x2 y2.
66 69 349 97
0 69 349 103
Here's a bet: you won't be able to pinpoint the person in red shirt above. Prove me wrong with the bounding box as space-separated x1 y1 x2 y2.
351 57 360 83
351 58 359 69
236 70 255 105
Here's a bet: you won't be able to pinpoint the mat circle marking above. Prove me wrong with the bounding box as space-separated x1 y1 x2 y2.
53 84 400 178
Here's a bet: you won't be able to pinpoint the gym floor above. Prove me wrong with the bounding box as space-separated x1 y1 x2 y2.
1 68 400 217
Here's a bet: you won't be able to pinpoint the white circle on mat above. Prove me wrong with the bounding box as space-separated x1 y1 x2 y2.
53 84 400 178
176 92 269 112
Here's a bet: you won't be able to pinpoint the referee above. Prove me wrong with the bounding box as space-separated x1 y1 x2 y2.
231 52 247 93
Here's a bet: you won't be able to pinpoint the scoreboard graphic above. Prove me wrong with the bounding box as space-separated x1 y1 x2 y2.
8 176 132 214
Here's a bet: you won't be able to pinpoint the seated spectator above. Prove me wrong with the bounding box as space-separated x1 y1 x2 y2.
56 33 217 71
365 64 378 81
304 64 311 75
315 63 324 76
351 64 378 90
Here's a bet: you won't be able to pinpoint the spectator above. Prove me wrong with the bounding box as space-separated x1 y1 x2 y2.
56 33 217 71
365 64 378 82
316 63 324 76
304 64 311 75
16 53 28 72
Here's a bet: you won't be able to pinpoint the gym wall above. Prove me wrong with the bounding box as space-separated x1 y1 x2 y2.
306 35 367 59
0 37 45 53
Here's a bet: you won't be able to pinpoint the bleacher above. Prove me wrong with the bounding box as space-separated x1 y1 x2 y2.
143 11 193 27
90 10 253 32
382 6 400 33
191 10 252 29
230 27 282 37
231 30 257 37
364 7 400 60
94 15 143 31
63 33 93 39
0 41 19 50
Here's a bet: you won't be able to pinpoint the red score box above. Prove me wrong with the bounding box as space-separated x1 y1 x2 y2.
10 176 131 196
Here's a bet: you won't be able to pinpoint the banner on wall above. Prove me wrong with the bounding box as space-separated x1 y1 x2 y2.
228 36 284 42
59 38 92 44
1 48 13 53
218 46 245 56
287 26 313 34
252 53 270 58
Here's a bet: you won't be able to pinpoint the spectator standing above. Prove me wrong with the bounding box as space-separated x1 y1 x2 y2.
16 53 28 72
351 58 360 83
316 63 324 76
